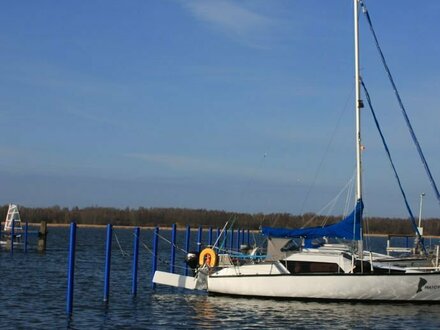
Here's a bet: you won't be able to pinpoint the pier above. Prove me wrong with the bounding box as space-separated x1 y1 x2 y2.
64 223 253 315
0 221 48 253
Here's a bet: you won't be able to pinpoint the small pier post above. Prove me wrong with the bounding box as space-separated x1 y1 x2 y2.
103 224 112 302
247 229 250 246
38 221 48 252
184 225 190 276
66 222 77 316
131 227 140 296
197 226 202 253
151 227 159 288
24 221 29 253
170 224 176 273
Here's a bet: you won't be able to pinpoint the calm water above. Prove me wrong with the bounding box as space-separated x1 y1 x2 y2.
1 227 440 329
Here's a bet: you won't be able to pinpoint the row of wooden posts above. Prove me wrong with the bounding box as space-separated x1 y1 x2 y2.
66 223 251 316
0 221 48 253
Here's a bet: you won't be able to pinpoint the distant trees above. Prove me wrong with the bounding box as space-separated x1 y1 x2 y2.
1 204 439 236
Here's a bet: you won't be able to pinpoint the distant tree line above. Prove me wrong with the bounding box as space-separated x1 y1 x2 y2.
1 204 439 236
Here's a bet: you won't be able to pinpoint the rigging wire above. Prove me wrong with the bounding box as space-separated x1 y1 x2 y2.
360 0 440 208
298 85 355 218
343 170 356 218
361 80 427 255
301 173 356 229
212 221 229 250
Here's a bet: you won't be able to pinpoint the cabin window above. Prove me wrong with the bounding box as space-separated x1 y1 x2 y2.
285 261 339 274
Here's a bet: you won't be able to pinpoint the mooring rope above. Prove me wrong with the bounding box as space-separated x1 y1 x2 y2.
139 238 187 271
155 231 188 254
113 231 129 257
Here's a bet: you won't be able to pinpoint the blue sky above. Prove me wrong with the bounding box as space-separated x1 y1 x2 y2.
0 1 439 217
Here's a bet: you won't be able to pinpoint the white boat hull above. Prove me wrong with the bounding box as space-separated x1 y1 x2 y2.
208 272 440 301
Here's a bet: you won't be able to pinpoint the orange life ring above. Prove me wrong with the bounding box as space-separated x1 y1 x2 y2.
199 248 218 267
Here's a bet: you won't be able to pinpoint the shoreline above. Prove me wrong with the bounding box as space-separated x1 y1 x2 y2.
20 223 440 238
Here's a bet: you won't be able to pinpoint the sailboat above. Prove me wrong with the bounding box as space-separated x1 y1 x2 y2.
3 204 23 234
153 0 440 301
1 204 23 246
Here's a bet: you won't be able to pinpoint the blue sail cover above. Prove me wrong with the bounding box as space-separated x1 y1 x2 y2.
262 199 364 240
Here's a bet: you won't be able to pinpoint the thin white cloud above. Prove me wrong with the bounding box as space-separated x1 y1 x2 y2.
125 152 302 184
183 0 276 47
62 105 128 129
127 153 206 170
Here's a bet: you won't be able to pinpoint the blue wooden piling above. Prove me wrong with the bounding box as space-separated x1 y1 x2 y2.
247 229 250 246
223 229 228 250
197 226 203 253
214 228 220 250
184 225 190 276
152 227 159 288
170 224 176 273
208 227 213 246
103 224 112 302
236 228 240 251
66 222 77 316
131 227 140 296
24 221 29 253
10 217 15 255
241 229 245 246
236 228 241 251
229 228 234 251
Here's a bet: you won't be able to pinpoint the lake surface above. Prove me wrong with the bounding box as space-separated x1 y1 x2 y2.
1 227 440 329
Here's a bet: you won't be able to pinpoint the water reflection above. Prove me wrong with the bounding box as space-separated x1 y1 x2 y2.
148 288 440 329
2 227 440 329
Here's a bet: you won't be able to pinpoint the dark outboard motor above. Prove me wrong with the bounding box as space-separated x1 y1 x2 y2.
185 251 200 270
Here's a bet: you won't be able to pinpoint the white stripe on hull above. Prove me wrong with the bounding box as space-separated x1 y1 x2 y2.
208 273 440 301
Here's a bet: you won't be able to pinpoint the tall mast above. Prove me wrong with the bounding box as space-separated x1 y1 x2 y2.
354 0 364 270
354 0 363 201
